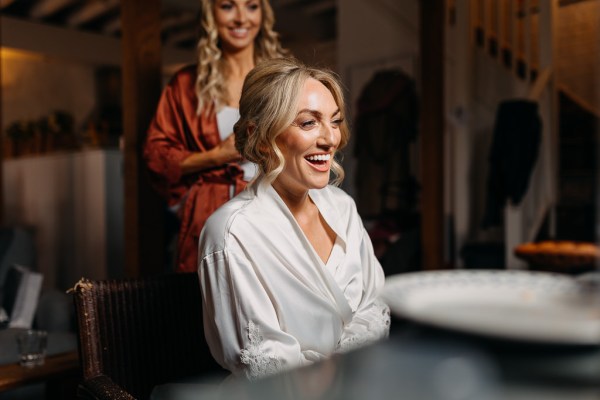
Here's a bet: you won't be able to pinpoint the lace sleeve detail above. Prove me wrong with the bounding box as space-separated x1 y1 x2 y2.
239 321 284 380
336 299 391 353
371 299 391 337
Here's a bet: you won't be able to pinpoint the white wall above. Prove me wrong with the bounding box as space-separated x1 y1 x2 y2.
337 0 419 198
3 150 124 290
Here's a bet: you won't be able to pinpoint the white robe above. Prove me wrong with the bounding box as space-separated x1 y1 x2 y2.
198 180 390 380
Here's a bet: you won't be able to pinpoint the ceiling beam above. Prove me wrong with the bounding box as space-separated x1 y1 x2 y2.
0 0 15 9
30 0 73 19
67 0 119 27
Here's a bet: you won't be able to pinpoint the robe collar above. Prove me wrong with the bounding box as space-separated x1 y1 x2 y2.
251 178 353 325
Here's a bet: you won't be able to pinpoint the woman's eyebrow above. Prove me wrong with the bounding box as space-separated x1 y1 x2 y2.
296 108 341 118
296 109 322 118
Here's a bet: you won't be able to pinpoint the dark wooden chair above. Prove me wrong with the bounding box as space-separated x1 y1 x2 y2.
72 273 224 400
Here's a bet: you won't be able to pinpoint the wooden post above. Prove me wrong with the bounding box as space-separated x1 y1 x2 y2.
120 0 165 277
539 0 559 238
420 1 445 270
450 0 474 267
0 31 3 225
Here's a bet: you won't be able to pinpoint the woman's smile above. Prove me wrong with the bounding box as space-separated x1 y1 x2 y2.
304 153 332 172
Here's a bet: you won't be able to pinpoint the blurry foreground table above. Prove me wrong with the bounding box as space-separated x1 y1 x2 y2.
153 322 600 400
153 270 600 400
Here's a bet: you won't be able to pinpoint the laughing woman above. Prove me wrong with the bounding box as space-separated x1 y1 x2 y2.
198 58 390 380
144 0 287 273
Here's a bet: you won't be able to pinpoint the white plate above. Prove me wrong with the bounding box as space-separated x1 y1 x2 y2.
382 270 600 345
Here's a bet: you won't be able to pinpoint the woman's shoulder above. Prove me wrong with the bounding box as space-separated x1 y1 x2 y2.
199 190 257 256
166 64 197 87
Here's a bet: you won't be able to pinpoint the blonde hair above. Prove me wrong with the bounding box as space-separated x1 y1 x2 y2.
196 0 287 114
234 58 349 186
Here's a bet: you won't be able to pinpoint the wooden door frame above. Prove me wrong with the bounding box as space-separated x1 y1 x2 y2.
120 0 165 277
420 1 445 270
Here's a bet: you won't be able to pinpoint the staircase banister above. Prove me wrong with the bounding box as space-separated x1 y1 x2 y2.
527 67 553 102
558 84 600 118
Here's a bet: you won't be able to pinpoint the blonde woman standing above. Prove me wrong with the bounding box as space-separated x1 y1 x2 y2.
144 0 287 273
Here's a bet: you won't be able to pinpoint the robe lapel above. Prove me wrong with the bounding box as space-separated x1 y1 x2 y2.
256 182 353 325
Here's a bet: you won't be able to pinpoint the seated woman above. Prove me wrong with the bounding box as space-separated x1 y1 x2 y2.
198 58 390 381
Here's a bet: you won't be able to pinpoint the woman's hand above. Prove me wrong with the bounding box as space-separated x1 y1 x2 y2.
215 134 242 164
180 134 241 175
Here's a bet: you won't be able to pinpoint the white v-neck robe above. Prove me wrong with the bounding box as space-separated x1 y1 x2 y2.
198 180 390 380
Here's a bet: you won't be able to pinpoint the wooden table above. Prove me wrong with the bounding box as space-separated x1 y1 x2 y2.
0 351 80 398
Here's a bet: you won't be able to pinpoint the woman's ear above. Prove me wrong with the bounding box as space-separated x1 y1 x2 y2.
246 123 267 154
246 123 256 137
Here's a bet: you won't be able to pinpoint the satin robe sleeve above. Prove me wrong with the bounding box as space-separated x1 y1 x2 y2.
336 224 391 353
143 69 196 204
199 244 319 381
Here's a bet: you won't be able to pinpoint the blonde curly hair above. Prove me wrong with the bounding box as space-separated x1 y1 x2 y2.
234 58 349 186
196 0 287 115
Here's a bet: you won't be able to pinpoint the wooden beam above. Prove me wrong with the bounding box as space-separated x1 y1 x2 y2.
0 16 3 225
67 0 119 27
420 0 445 270
30 0 72 19
0 0 15 8
120 0 165 277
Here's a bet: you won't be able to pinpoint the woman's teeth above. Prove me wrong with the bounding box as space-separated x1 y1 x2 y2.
305 154 331 162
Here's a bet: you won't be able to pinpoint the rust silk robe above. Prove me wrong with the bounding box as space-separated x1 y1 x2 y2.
144 65 247 272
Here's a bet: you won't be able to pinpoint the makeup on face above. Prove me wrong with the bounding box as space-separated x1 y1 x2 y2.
214 0 262 53
274 78 343 195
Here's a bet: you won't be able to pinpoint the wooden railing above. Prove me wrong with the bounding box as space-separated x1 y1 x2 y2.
471 0 543 81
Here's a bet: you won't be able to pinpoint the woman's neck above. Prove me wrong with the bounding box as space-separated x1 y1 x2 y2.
222 46 255 107
272 181 312 219
222 46 255 79
272 181 335 265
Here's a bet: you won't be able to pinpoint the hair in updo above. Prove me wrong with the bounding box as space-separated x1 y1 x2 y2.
234 58 349 185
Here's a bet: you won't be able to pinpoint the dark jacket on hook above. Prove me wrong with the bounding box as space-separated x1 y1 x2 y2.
482 100 542 228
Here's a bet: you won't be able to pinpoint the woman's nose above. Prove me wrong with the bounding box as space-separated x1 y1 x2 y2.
234 7 247 24
318 123 337 147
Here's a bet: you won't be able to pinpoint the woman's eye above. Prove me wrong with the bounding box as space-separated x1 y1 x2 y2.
331 118 343 128
219 2 234 10
300 120 318 129
247 2 260 11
